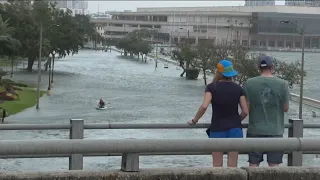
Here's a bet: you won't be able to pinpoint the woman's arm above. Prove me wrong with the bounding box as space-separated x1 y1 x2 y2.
239 95 249 121
188 92 212 124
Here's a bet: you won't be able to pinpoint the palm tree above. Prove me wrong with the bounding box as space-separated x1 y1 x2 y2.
0 15 21 77
0 15 13 48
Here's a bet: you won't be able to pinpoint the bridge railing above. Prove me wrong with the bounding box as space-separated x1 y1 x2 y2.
291 93 320 109
1 118 320 171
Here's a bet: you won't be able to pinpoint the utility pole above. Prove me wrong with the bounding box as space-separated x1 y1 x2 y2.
280 20 305 119
155 33 159 70
298 24 305 119
95 4 99 51
36 20 43 110
47 54 52 96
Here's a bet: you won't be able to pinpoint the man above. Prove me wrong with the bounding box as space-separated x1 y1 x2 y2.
243 55 290 167
98 99 105 108
0 107 7 123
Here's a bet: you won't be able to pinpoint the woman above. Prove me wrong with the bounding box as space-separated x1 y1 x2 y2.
187 60 248 167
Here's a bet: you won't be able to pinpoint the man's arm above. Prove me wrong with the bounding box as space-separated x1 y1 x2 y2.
242 82 250 110
283 82 290 112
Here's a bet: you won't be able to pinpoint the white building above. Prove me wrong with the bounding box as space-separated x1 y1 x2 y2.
91 6 320 49
285 0 320 7
245 0 275 6
52 0 88 15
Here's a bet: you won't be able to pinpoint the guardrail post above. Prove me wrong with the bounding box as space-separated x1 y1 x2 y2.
121 153 139 172
69 119 84 170
288 119 303 166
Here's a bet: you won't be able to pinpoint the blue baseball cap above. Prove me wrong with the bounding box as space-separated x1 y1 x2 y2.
217 60 238 77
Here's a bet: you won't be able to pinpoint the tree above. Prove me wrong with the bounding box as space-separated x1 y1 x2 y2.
171 40 305 87
137 41 153 62
0 0 91 71
74 14 95 41
0 1 37 71
115 37 130 56
269 56 305 88
171 40 197 77
194 42 215 85
0 15 21 77
221 44 305 87
115 29 155 62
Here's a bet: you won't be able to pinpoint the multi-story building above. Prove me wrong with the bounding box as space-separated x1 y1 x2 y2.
245 0 275 6
285 0 320 7
52 0 88 15
90 6 320 49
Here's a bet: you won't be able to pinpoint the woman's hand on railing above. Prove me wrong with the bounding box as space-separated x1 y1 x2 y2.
187 119 197 125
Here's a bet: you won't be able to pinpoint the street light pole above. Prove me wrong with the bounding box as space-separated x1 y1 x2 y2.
280 20 305 119
299 24 305 119
47 53 52 96
51 52 55 87
36 20 43 110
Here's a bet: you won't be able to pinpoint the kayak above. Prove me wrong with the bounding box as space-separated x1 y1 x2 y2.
96 107 107 110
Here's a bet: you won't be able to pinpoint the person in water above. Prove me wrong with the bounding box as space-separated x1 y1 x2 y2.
98 99 105 108
0 107 8 123
188 60 248 167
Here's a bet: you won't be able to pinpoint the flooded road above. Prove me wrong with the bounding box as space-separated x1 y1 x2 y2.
0 50 320 171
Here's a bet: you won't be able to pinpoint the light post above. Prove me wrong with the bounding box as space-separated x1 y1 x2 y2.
47 54 52 96
47 51 55 96
36 22 59 110
280 20 305 119
50 50 57 88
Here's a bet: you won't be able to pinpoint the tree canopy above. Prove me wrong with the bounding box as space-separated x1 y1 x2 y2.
172 41 305 87
115 29 154 62
0 0 98 71
0 15 21 57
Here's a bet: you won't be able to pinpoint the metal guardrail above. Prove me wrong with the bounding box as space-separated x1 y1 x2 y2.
291 93 320 109
0 118 314 171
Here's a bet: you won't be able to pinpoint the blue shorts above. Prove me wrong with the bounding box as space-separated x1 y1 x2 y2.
209 128 243 138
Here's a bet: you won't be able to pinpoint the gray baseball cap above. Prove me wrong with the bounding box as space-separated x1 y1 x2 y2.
258 55 273 67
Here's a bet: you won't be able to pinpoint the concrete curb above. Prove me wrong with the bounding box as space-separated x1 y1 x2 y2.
1 167 320 180
242 167 320 180
0 168 245 180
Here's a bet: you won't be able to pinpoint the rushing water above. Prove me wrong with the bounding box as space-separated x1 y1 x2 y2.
0 50 319 172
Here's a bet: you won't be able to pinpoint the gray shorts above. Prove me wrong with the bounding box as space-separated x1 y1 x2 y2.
247 133 284 164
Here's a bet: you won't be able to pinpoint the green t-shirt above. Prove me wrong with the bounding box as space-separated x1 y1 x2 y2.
243 76 290 135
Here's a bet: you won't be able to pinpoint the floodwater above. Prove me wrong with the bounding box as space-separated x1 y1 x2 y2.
0 50 319 172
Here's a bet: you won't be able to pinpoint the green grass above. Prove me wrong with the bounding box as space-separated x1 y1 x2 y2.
1 87 46 116
0 57 20 67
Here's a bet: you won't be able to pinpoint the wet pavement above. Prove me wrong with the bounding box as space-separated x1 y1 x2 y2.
0 50 320 171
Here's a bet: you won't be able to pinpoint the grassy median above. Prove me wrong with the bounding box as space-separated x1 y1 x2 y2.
0 57 18 67
0 86 45 116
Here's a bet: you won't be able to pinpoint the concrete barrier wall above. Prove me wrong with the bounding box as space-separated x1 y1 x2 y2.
1 167 320 180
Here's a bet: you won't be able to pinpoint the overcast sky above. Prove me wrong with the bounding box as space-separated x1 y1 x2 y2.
88 1 285 12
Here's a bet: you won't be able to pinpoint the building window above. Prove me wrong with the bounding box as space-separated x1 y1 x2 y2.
251 40 257 46
140 25 153 28
242 40 248 46
268 41 275 47
277 41 283 47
